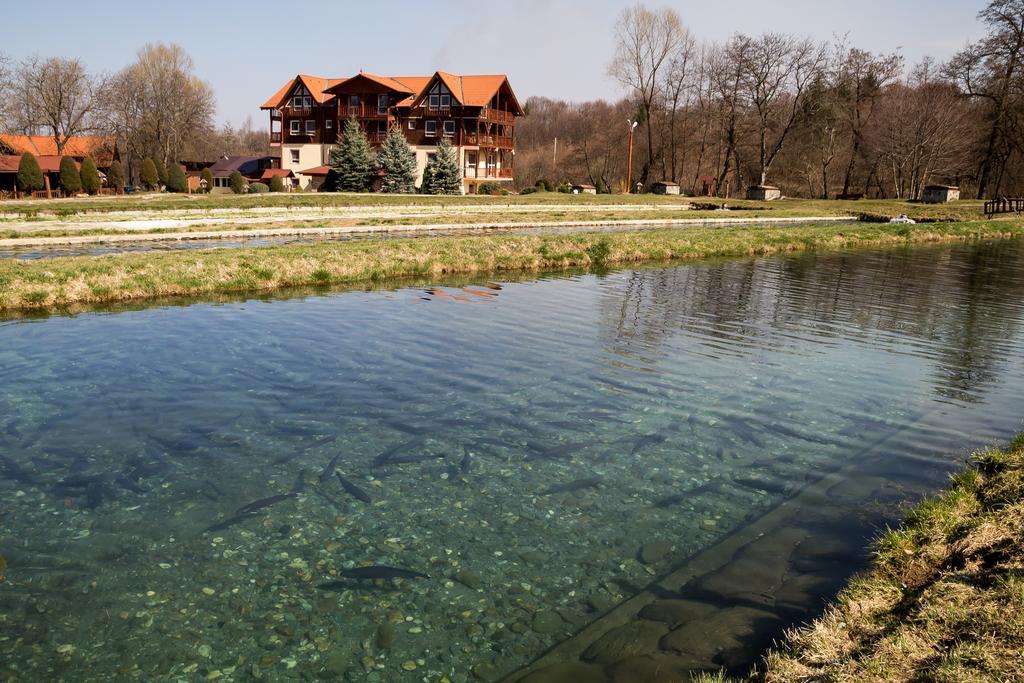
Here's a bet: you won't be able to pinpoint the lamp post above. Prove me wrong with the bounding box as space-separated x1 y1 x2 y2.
626 119 638 193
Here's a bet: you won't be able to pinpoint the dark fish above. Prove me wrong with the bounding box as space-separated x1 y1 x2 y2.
204 511 263 533
234 492 297 516
542 476 602 495
371 438 425 468
733 476 788 495
385 453 446 465
0 453 39 485
629 432 669 456
526 441 591 461
459 452 472 474
337 473 372 503
766 422 833 445
318 454 342 483
725 417 767 448
338 565 429 580
654 481 723 508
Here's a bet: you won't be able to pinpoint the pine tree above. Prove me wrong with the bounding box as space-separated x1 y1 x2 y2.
107 160 125 193
422 138 461 195
269 175 285 193
16 153 44 193
80 157 101 195
328 116 376 192
153 157 168 187
166 163 188 193
378 126 417 193
58 156 82 195
229 170 246 194
141 158 159 191
200 167 214 193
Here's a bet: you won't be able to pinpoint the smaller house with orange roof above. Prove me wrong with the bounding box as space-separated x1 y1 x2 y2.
0 134 120 196
261 70 522 193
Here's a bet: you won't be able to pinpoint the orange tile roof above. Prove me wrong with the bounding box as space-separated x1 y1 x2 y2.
262 75 347 109
264 72 520 113
299 165 331 176
0 154 77 174
0 134 117 165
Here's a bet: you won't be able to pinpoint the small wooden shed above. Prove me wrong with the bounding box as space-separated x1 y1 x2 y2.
651 181 681 195
921 185 960 204
570 183 597 195
747 185 782 201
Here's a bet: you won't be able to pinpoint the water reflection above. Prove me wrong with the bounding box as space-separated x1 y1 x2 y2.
0 240 1023 681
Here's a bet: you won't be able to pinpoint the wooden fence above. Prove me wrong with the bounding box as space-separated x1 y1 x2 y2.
984 197 1024 217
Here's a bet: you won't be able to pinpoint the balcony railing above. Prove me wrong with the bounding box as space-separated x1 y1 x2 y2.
427 104 452 115
286 105 312 115
338 104 389 119
270 131 282 144
480 108 516 124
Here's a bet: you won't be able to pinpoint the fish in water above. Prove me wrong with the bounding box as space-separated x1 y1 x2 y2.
204 511 263 533
385 453 447 465
234 492 297 517
318 454 342 483
336 473 372 503
542 476 602 495
338 565 429 580
459 452 472 474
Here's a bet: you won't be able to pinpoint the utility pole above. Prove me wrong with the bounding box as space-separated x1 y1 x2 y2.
553 137 558 166
626 119 638 193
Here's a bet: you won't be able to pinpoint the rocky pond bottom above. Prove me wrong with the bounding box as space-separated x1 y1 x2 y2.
2 239 1024 682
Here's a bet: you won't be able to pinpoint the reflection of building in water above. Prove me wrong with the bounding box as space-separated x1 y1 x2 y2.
598 241 1024 403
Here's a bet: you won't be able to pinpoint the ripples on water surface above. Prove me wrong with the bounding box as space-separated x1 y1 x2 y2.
1 240 1023 681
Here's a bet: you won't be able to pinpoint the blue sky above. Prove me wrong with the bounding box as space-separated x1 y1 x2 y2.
4 0 986 126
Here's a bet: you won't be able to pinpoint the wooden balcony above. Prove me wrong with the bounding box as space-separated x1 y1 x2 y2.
270 131 282 145
368 132 387 144
286 105 312 116
339 104 389 119
463 134 513 150
479 108 516 124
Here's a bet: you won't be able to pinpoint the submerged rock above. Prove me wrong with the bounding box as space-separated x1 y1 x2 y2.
582 620 668 664
531 610 565 635
639 541 671 564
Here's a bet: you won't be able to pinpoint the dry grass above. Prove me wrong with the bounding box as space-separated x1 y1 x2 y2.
1 220 1021 314
757 434 1024 682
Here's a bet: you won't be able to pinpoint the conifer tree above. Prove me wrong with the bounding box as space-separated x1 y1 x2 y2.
153 157 168 187
80 157 101 195
58 156 82 194
140 158 160 190
378 126 417 193
166 163 188 193
107 160 125 193
269 175 285 193
229 170 246 194
16 153 44 193
200 167 214 193
328 116 376 192
422 138 461 195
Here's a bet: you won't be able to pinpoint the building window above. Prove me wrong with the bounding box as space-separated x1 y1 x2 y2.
443 120 455 136
378 94 388 114
425 120 437 137
325 119 333 130
349 95 359 107
428 94 439 110
290 120 300 134
440 94 451 109
306 120 316 135
290 149 300 164
408 120 417 130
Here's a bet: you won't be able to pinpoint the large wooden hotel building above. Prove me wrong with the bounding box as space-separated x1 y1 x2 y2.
261 71 522 194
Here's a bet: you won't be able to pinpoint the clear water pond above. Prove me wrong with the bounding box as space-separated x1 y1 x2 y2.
1 239 1024 682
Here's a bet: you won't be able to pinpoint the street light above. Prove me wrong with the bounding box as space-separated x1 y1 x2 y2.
626 119 639 194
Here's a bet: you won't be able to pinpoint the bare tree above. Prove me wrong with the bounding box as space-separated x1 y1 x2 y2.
609 4 687 188
9 56 103 154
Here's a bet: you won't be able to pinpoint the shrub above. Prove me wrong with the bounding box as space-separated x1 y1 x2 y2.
519 186 538 195
247 182 269 194
80 157 101 195
556 182 571 193
140 158 160 191
535 179 552 192
478 182 503 195
107 160 125 193
200 168 214 193
16 153 44 193
58 156 82 195
269 175 285 193
229 170 246 194
166 163 188 193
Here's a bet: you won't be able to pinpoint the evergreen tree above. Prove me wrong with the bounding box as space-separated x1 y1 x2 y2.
153 157 168 187
422 138 461 195
229 170 246 194
419 163 434 194
200 167 214 193
328 116 376 192
166 163 188 193
16 153 44 193
58 156 82 195
140 158 159 190
107 160 125 193
378 126 417 193
269 175 285 193
80 157 101 195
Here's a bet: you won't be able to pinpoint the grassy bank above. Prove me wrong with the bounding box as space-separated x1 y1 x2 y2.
0 192 989 222
1 220 1020 314
753 434 1024 682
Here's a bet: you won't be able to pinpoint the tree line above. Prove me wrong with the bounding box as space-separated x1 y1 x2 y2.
515 0 1024 200
0 43 267 185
